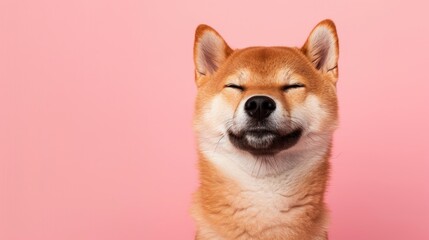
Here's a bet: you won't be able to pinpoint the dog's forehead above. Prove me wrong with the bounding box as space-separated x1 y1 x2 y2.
223 47 312 84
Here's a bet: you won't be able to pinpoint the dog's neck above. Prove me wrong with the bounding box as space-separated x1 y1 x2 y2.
194 144 331 239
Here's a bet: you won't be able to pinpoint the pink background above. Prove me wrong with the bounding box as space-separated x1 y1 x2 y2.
1 0 428 239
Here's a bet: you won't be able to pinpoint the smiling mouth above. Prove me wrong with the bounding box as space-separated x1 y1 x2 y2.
228 128 302 155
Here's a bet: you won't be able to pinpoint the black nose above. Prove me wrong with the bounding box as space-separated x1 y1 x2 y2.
244 96 276 120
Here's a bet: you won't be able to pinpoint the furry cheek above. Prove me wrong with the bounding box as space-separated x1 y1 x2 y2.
290 94 329 134
197 94 235 137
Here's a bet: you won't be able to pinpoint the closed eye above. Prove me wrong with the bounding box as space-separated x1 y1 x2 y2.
224 84 245 91
282 83 305 91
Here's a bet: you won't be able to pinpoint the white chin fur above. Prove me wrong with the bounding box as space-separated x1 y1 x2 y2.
245 134 275 148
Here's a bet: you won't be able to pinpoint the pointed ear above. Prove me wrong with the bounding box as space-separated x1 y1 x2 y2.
301 19 339 82
193 24 232 81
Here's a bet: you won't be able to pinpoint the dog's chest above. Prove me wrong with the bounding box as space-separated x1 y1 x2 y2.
226 178 305 233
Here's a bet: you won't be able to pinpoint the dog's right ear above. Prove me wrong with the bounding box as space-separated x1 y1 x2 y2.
194 25 232 84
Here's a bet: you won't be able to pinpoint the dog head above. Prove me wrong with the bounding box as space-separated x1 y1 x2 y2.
193 20 339 175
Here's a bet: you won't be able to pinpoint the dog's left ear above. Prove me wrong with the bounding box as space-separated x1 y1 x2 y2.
301 19 339 83
193 24 233 84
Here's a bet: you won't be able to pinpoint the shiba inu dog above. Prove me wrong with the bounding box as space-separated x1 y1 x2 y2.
191 19 339 240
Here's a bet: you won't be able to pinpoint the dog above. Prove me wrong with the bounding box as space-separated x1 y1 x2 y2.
191 19 339 240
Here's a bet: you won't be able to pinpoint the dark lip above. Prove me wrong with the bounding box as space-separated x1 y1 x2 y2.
228 128 303 156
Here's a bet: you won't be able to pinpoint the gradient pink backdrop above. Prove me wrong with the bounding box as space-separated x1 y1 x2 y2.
1 0 428 239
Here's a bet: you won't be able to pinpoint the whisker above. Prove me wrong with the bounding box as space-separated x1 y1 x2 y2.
213 134 226 153
256 156 263 177
271 155 280 174
251 157 258 175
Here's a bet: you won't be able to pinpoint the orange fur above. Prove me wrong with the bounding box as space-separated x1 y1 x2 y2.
192 20 339 240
